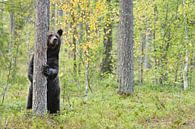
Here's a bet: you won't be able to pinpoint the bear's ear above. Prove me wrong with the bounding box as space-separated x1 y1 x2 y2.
57 29 63 37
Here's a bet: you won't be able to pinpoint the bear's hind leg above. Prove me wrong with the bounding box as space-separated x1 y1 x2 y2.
27 86 32 109
47 96 60 114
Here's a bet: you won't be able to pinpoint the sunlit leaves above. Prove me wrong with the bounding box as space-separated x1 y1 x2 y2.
59 0 109 62
134 0 194 85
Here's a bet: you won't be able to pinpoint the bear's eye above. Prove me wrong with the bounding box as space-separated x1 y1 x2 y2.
55 35 59 38
48 35 53 39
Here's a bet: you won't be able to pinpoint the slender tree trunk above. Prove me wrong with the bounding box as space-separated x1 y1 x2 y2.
54 3 57 29
10 11 19 80
0 1 3 53
85 59 89 97
144 27 151 69
101 23 112 74
1 11 15 104
183 54 189 90
101 0 112 74
189 58 193 86
84 23 90 98
182 0 189 90
118 0 134 95
174 58 180 85
47 0 50 30
140 31 145 85
140 20 151 84
9 12 15 53
33 0 49 116
84 50 92 99
1 0 4 29
159 3 170 85
73 27 77 74
78 23 83 74
1 61 12 104
153 4 158 84
70 13 77 74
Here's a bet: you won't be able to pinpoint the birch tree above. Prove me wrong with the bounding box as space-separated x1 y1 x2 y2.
182 0 189 90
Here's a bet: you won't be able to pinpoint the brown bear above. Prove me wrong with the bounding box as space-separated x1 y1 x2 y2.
27 29 63 113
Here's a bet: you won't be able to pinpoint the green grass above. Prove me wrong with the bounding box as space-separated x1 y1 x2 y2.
0 75 194 129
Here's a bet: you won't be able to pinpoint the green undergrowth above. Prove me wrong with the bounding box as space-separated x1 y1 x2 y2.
0 76 194 129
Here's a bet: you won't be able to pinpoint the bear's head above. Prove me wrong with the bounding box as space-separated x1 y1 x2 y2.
47 29 63 57
47 29 63 48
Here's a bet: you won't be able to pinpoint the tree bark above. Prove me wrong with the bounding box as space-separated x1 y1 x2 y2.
73 27 77 74
118 0 134 95
153 4 158 84
182 0 189 90
33 0 49 116
47 0 50 30
85 59 89 98
144 25 151 69
140 31 145 85
9 12 15 53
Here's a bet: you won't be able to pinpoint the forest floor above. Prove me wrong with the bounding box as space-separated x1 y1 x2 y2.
0 74 194 129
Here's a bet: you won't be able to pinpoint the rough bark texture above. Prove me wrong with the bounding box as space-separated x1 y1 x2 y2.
118 0 134 95
33 0 49 116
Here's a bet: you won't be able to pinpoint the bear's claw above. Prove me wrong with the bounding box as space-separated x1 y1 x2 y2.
42 64 51 76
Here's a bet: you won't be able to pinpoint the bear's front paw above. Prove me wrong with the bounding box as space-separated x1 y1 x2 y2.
42 65 51 76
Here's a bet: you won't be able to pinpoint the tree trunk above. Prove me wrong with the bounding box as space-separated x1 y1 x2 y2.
140 31 145 85
101 23 112 74
159 3 170 85
47 0 50 30
54 3 57 30
101 0 112 74
73 27 77 74
9 12 15 53
1 0 4 29
153 4 158 84
33 0 49 116
144 26 151 69
85 59 89 98
1 11 16 104
70 12 77 75
118 0 134 95
182 0 189 90
78 23 83 75
183 54 189 90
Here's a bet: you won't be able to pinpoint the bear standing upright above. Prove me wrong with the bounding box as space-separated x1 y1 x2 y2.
27 29 63 113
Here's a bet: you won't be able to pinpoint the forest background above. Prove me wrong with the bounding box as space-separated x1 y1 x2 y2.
0 0 194 128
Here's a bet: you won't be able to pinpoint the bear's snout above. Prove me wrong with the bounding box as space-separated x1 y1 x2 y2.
53 38 57 44
49 36 58 45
